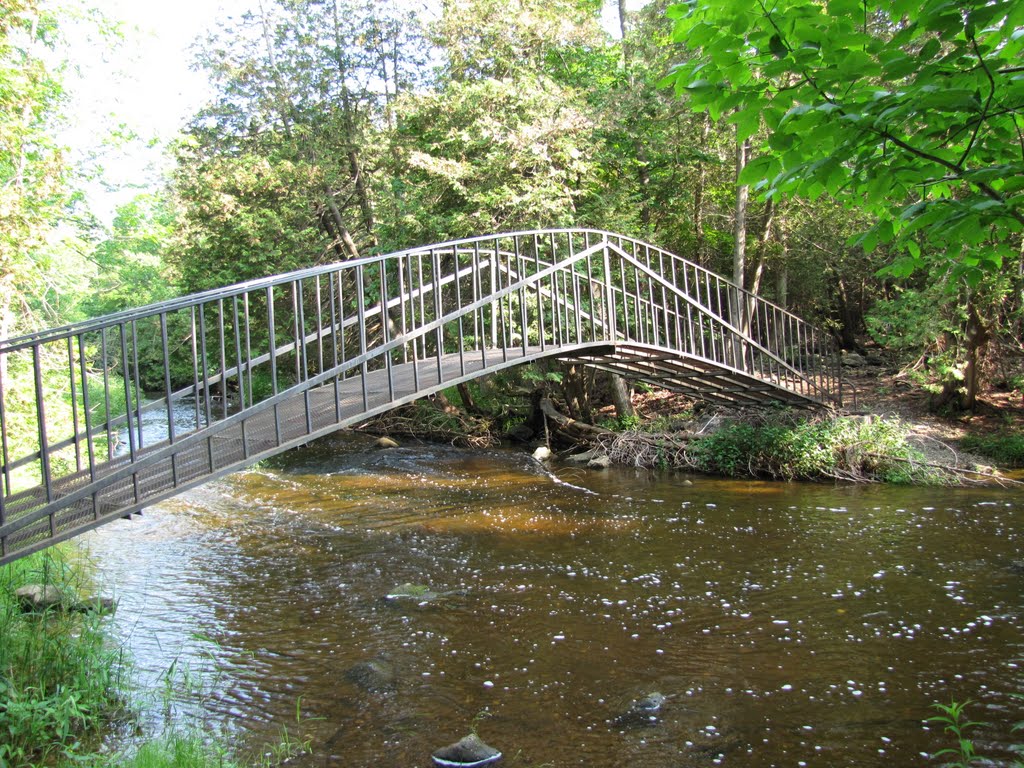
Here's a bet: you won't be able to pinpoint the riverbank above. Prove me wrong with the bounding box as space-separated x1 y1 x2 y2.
0 549 308 768
361 370 1020 484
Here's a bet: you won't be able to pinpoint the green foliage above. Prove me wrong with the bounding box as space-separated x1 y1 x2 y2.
384 75 596 246
0 550 126 766
664 0 1024 286
928 701 987 767
1 348 132 494
434 0 603 82
122 734 235 768
80 194 177 318
866 287 953 357
120 716 311 768
686 413 939 483
0 0 71 335
960 432 1024 468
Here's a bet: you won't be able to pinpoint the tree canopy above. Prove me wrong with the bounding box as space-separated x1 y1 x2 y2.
663 0 1024 285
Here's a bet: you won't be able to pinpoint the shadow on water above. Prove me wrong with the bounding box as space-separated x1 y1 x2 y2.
83 431 1024 767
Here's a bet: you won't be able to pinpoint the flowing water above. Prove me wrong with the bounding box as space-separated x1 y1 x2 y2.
81 432 1024 767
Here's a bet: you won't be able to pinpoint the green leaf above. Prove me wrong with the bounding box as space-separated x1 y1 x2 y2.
768 34 788 58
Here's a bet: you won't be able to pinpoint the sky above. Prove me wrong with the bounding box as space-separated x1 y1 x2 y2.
64 0 252 222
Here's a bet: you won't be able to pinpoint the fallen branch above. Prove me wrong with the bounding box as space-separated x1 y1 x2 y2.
538 397 616 445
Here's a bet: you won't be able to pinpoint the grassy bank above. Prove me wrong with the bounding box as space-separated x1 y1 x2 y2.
0 550 308 768
597 410 963 484
0 550 126 767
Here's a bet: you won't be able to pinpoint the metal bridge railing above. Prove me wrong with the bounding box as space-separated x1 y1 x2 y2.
0 229 840 561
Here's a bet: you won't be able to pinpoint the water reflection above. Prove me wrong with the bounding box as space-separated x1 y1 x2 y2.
82 432 1024 766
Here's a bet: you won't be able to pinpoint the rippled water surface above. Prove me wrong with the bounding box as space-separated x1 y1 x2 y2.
82 433 1024 767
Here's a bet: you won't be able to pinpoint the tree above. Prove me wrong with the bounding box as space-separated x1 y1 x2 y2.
0 0 68 340
664 0 1024 407
171 0 428 291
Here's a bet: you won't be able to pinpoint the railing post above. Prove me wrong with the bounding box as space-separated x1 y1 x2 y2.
602 240 616 342
32 346 53 504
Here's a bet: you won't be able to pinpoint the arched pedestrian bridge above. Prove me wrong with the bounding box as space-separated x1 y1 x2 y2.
0 230 842 563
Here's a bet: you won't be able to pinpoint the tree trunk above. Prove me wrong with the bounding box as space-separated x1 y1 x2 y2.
457 382 481 415
733 136 750 291
693 113 711 266
348 150 377 246
537 396 615 446
961 298 990 411
834 277 860 350
608 371 635 420
776 266 788 310
560 363 592 422
325 191 361 260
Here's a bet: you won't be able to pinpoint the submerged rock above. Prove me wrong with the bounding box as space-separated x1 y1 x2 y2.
344 658 397 694
431 733 502 767
15 584 64 611
587 454 612 469
611 691 666 728
382 582 469 609
376 436 400 449
384 582 441 604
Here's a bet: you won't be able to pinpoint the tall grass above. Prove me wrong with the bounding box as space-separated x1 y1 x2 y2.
120 734 236 768
0 549 127 767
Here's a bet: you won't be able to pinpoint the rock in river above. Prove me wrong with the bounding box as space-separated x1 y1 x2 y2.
611 691 666 728
384 582 442 604
344 658 397 694
15 584 115 614
431 733 502 767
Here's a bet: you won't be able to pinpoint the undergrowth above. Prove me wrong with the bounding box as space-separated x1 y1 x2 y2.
0 549 127 767
647 411 944 483
960 431 1024 468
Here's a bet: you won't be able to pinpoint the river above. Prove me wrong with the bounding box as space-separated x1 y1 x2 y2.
81 431 1023 767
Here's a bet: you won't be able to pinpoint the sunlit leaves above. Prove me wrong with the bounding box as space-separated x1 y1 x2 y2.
664 0 1024 280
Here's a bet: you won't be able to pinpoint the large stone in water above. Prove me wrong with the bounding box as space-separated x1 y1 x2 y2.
344 659 397 694
566 448 598 464
14 585 115 614
611 691 666 728
384 583 440 603
431 734 502 767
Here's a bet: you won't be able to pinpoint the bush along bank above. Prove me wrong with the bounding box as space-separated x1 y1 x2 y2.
360 386 999 485
588 408 997 485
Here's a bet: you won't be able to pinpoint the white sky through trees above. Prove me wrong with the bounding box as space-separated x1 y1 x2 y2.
66 0 641 223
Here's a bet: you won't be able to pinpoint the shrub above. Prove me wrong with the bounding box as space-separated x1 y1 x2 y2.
686 413 940 483
960 432 1024 468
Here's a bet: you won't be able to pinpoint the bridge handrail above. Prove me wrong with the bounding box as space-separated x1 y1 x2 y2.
0 229 818 353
